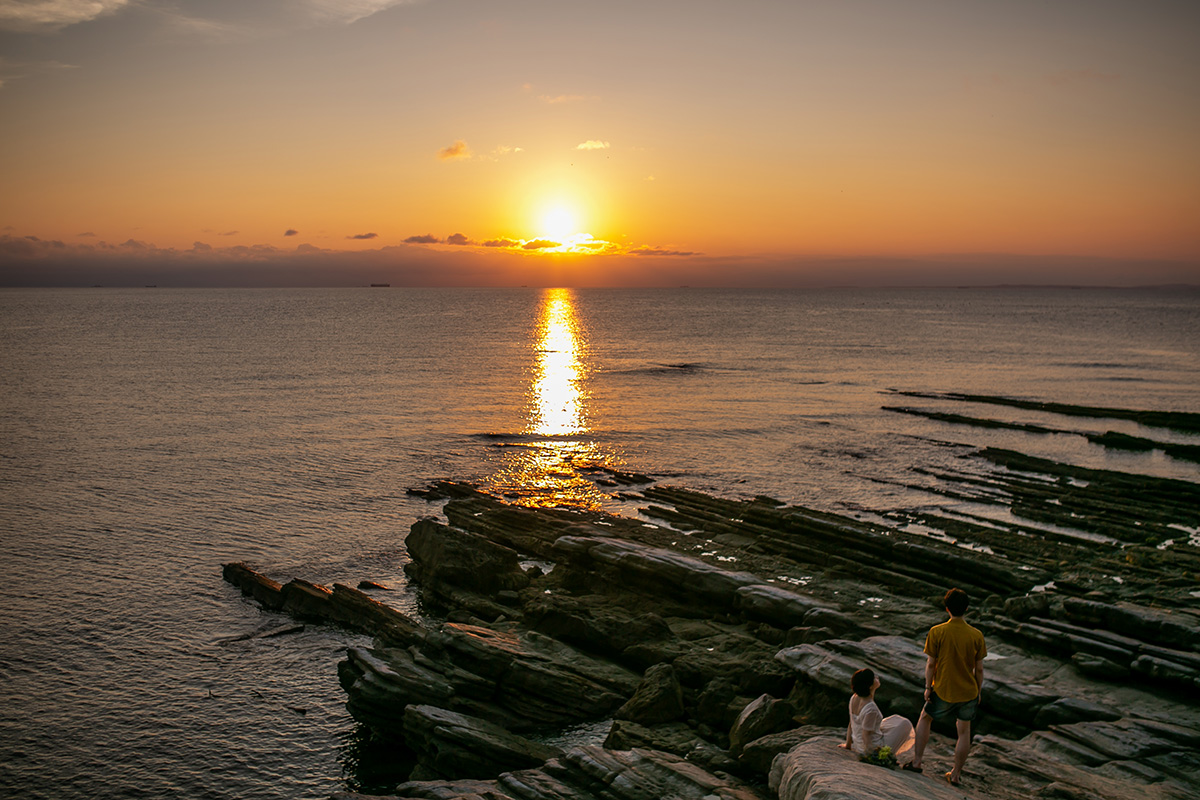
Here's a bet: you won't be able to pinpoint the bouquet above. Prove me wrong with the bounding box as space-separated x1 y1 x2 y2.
860 745 898 768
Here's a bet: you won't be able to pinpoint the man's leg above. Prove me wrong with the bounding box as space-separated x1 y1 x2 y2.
948 719 972 783
910 710 933 768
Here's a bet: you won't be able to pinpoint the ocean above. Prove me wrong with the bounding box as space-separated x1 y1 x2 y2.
1 286 1197 798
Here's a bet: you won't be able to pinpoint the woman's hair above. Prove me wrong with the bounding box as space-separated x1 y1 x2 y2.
851 668 875 697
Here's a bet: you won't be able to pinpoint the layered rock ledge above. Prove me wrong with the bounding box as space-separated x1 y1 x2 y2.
224 458 1200 799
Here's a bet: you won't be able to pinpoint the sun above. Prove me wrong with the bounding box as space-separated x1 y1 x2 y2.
538 206 578 241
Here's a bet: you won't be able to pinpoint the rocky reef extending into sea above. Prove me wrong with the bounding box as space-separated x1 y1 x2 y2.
223 398 1200 800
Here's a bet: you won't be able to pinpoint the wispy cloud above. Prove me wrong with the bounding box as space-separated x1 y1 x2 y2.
576 140 610 151
630 246 698 257
0 57 77 90
437 140 472 161
446 233 471 245
306 0 417 26
483 238 519 248
540 94 586 104
347 232 378 240
522 239 560 250
284 229 299 237
404 234 441 244
0 0 131 34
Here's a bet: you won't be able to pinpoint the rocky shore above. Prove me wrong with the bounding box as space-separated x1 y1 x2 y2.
223 399 1200 800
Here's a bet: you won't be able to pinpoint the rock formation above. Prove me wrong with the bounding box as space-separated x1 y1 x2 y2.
223 419 1200 800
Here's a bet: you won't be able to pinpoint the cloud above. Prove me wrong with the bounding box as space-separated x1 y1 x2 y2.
576 140 610 151
522 239 560 250
219 230 238 236
483 238 519 248
630 246 698 257
539 94 586 104
78 231 96 237
404 234 441 244
192 241 212 252
348 232 379 240
306 0 416 26
492 145 522 157
437 140 471 161
446 233 471 245
0 0 131 33
284 229 299 237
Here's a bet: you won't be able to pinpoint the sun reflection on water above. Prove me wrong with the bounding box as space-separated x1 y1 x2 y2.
486 288 620 510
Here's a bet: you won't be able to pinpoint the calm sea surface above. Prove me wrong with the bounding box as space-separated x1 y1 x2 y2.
2 287 1198 798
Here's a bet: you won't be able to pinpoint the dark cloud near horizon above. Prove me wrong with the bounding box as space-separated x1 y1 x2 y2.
446 233 471 245
522 239 560 250
78 231 96 237
1 234 1195 290
284 229 298 236
348 232 379 240
630 246 697 256
404 234 441 244
483 238 518 248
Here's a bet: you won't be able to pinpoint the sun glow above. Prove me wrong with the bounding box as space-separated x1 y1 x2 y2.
538 206 578 241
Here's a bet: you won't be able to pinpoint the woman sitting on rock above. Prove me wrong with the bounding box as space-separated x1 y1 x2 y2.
838 667 915 758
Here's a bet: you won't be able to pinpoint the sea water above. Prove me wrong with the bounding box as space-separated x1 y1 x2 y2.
1 286 1197 798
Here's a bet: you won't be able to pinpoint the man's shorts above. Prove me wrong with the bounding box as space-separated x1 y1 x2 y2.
924 692 979 722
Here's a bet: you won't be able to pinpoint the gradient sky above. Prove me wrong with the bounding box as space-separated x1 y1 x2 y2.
1 0 1198 286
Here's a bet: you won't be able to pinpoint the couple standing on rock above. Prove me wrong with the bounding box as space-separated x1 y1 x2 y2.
839 587 987 787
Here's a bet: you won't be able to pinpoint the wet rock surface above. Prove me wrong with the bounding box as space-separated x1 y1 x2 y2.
224 420 1199 799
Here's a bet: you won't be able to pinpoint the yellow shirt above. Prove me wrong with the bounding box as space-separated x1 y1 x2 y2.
924 617 987 703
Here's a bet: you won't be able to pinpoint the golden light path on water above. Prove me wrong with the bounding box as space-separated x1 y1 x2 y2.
488 288 619 509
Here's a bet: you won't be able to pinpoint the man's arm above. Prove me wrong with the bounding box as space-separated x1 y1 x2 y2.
974 658 985 704
924 655 936 701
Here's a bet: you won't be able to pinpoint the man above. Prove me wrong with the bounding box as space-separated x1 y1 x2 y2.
906 587 986 786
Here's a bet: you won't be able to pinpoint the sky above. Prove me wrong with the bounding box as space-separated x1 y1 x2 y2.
1 0 1198 287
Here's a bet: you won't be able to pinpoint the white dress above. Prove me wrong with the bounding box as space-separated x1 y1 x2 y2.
848 698 915 756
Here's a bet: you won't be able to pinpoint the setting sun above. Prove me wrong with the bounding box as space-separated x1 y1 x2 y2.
538 206 578 241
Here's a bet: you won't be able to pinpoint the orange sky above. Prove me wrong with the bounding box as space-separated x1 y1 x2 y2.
1 1 1198 285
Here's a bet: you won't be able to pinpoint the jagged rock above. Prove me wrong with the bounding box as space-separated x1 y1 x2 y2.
604 720 703 755
338 621 641 735
1061 598 1200 652
387 746 769 800
616 663 686 725
404 518 531 596
223 562 284 610
728 694 796 756
401 704 562 780
738 725 832 774
223 563 423 645
1032 697 1122 728
734 584 829 628
1006 593 1052 620
1072 652 1132 680
523 594 674 662
552 535 764 609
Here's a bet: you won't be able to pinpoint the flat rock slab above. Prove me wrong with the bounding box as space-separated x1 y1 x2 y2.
771 737 968 800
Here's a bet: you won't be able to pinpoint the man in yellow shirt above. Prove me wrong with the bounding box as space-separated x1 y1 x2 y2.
905 587 986 786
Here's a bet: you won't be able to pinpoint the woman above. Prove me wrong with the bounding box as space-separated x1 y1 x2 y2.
838 668 915 757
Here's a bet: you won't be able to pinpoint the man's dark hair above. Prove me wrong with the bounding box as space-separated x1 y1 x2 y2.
944 588 969 616
851 668 875 697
